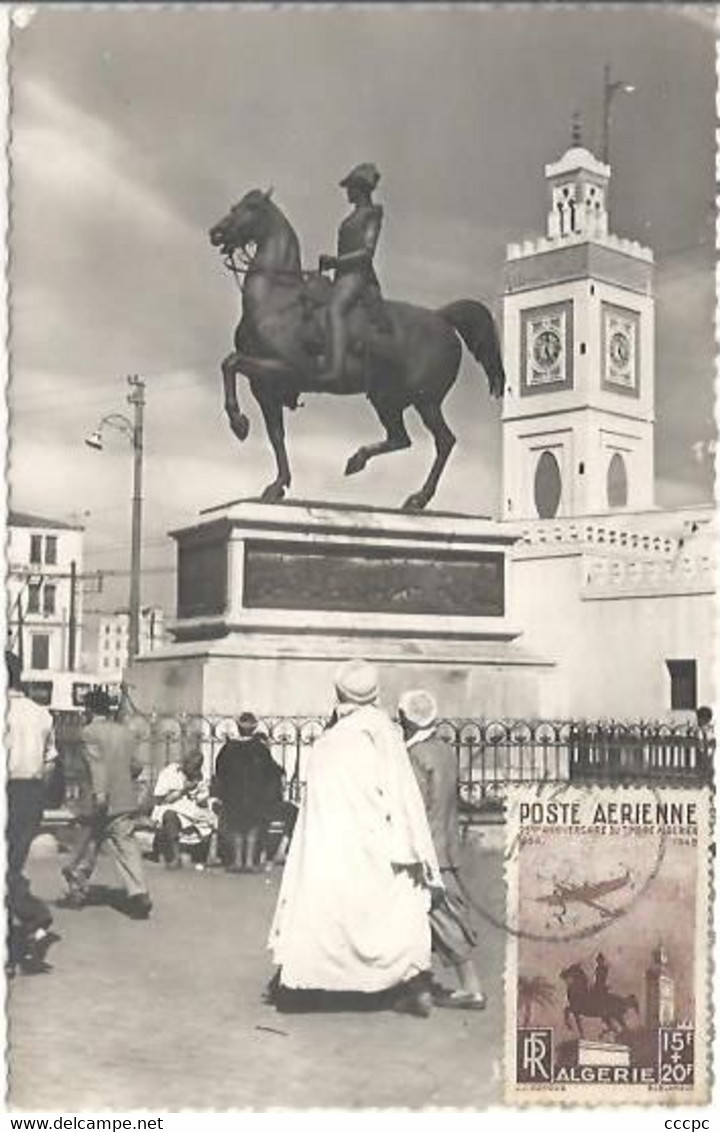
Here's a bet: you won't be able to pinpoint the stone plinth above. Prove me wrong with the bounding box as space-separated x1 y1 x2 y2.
127 500 553 717
577 1040 631 1068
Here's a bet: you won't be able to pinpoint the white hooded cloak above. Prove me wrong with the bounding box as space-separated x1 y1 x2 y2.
268 703 442 992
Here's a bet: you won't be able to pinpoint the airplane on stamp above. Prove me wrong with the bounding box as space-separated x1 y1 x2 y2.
535 870 632 923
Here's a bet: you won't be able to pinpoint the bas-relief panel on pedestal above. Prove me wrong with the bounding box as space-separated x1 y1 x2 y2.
243 540 505 618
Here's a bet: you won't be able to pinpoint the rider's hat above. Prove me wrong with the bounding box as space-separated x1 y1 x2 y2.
339 163 380 191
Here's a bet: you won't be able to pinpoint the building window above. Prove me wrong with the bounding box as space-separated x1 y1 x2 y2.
31 634 50 671
45 536 58 565
43 584 56 616
607 452 628 508
534 451 562 519
666 659 697 711
27 583 41 614
30 535 42 564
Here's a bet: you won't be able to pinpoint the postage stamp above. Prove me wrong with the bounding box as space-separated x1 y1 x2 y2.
4 0 715 1114
505 785 711 1104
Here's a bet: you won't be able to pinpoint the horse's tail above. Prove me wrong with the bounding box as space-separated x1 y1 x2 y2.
439 299 505 399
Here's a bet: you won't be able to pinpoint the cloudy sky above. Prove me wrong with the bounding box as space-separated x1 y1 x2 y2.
8 4 715 618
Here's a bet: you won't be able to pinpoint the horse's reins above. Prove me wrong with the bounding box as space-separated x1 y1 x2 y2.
222 246 318 293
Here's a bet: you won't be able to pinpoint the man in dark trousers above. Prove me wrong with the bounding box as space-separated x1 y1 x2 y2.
6 650 61 974
399 689 486 1010
61 689 152 919
213 711 275 872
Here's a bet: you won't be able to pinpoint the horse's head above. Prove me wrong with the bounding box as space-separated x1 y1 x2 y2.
560 963 585 986
209 188 276 256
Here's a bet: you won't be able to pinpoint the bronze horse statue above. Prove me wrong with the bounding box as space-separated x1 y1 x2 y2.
560 964 640 1040
209 189 505 511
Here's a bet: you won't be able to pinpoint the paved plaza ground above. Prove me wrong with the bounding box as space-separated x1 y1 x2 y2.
9 841 505 1111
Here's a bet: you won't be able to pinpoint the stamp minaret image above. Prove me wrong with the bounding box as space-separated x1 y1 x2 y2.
645 942 676 1029
502 131 655 520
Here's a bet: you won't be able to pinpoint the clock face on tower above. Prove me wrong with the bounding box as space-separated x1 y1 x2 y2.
521 301 573 395
609 330 630 366
532 329 562 369
602 304 639 396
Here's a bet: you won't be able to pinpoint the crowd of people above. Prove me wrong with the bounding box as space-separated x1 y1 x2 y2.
6 649 487 1018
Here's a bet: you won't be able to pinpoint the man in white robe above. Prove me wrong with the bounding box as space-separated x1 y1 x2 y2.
268 659 442 1015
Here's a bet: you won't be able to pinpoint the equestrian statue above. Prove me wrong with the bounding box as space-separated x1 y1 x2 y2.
560 960 640 1040
209 164 505 511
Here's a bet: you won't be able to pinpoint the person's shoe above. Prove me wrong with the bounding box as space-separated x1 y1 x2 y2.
429 980 454 1004
58 888 87 909
262 970 281 1005
60 868 88 907
391 987 433 1018
126 894 152 920
437 990 487 1011
19 929 61 974
18 955 53 975
165 857 183 870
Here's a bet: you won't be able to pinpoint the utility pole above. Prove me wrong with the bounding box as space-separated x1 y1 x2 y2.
127 375 146 662
85 377 146 663
68 559 77 671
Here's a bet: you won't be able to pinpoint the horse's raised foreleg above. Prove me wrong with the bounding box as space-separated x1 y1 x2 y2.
222 352 250 442
345 395 411 477
252 384 291 504
403 398 456 512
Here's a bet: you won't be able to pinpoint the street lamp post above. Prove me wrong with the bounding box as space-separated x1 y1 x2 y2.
602 63 636 165
127 376 145 662
85 375 146 662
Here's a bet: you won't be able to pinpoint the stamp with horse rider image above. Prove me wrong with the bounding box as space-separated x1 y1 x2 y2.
504 785 710 1105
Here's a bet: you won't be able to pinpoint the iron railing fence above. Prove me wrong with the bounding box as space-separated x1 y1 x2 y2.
52 712 713 822
567 720 714 783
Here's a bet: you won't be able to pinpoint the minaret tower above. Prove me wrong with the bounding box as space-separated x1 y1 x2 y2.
502 126 655 520
645 942 676 1029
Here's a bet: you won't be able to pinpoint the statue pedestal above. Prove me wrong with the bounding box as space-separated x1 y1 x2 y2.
577 1040 631 1068
127 500 553 717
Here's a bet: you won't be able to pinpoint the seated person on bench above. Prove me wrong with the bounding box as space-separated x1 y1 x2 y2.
151 750 217 868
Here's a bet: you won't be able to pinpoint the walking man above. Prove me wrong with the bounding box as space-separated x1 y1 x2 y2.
398 689 486 1010
6 650 60 974
269 660 442 1017
62 689 152 919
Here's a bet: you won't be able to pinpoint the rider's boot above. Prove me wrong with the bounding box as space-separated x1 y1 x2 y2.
316 308 346 385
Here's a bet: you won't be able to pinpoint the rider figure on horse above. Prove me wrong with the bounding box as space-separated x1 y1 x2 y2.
317 162 384 385
593 952 610 994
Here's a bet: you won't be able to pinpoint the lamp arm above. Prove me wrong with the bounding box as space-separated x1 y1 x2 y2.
97 413 134 440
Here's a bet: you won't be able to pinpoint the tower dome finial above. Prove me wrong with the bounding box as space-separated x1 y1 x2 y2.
571 111 583 148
